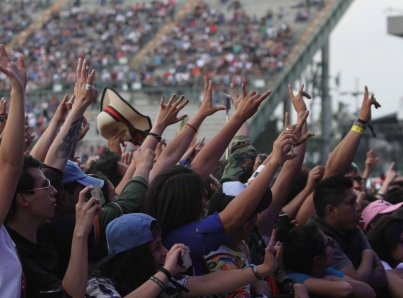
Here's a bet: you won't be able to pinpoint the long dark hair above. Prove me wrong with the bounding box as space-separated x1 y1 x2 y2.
91 222 161 296
143 165 204 237
277 225 326 275
367 215 403 268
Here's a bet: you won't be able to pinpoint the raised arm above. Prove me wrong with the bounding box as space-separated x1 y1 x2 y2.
44 59 97 171
192 84 272 181
62 187 103 297
115 95 187 194
324 86 380 177
282 165 324 219
257 84 313 235
149 77 227 182
30 94 74 162
0 45 27 226
219 130 298 236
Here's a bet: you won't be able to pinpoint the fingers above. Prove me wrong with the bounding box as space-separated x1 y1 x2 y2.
0 97 6 114
87 69 95 84
17 55 25 70
299 110 310 126
61 94 69 105
267 229 277 248
204 76 208 91
231 83 239 98
284 112 289 128
389 162 395 172
167 94 176 106
176 98 189 110
288 84 294 99
295 131 315 146
364 85 368 99
302 91 311 99
242 82 247 98
257 89 272 103
78 186 94 203
298 84 305 94
172 95 185 108
175 114 188 123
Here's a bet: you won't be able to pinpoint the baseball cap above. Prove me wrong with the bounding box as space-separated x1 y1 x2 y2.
62 160 104 188
107 214 161 255
208 181 272 216
362 200 403 230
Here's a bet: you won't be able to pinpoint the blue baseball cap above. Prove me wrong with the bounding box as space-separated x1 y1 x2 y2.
106 213 161 256
62 160 104 188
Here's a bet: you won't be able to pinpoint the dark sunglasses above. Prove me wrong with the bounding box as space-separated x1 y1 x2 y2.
346 176 366 185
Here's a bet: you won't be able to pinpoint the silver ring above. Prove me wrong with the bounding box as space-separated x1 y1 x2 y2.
86 84 92 90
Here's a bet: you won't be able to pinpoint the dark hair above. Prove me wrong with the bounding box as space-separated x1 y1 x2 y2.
63 181 82 195
143 165 204 237
7 155 42 220
92 243 155 296
389 180 403 191
286 169 308 205
86 149 122 187
313 175 353 218
277 224 326 274
385 189 403 204
346 163 360 176
90 222 160 296
367 216 403 268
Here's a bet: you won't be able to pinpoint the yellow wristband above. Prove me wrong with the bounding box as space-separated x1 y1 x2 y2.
351 125 364 135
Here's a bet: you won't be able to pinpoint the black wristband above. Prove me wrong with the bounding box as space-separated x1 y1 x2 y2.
148 132 162 142
158 267 172 280
357 118 367 125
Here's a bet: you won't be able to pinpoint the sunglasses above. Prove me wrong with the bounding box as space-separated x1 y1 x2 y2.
346 176 366 185
324 236 335 249
22 179 52 194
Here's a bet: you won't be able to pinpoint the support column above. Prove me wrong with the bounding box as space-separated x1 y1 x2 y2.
321 40 331 165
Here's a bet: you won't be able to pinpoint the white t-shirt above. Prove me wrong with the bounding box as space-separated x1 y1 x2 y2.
0 226 22 298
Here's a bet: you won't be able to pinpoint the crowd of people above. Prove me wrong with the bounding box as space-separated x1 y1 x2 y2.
1 38 403 298
8 1 176 91
3 0 301 91
1 0 54 45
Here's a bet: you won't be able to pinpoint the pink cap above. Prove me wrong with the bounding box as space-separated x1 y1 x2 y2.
362 200 403 230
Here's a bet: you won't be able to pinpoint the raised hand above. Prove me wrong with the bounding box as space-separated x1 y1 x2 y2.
306 165 325 191
197 76 227 118
288 84 311 118
53 94 75 124
384 162 398 186
75 58 97 107
283 111 314 146
0 45 27 92
359 86 381 123
133 147 155 170
271 130 298 166
154 95 188 128
364 149 379 174
226 83 243 110
261 229 280 275
155 138 167 161
79 117 90 141
75 186 104 236
234 84 272 120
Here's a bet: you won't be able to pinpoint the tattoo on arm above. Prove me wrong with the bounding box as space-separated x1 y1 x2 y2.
55 119 81 159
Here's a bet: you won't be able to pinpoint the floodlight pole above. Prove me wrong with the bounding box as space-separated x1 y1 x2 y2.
321 40 331 165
